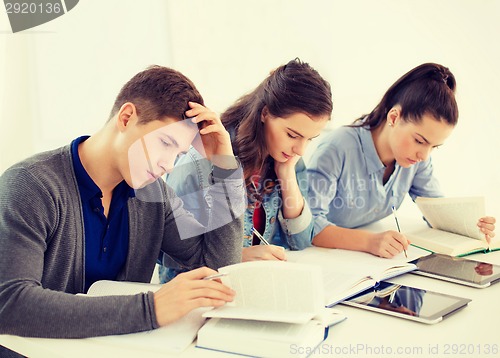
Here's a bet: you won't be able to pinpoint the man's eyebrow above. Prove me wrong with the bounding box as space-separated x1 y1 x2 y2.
288 127 320 139
162 134 179 147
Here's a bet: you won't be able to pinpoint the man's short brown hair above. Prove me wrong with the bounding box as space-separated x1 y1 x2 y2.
109 65 204 123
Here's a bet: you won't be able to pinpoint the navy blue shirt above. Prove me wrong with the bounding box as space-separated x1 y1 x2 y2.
71 136 135 292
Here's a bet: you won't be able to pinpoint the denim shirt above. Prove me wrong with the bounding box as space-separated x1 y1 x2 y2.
158 145 314 283
166 147 314 250
307 125 443 236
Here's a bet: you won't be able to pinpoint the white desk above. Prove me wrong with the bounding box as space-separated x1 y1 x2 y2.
2 215 499 358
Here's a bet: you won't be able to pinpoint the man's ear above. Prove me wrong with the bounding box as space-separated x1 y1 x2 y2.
116 102 137 131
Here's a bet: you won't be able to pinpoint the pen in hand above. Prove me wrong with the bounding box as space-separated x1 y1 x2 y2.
252 227 270 246
391 205 407 258
203 273 228 281
251 227 287 261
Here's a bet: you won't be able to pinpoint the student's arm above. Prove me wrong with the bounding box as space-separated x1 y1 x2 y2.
159 161 245 269
275 159 314 250
243 158 314 260
312 225 409 259
242 245 287 261
153 267 235 326
163 150 249 268
307 140 408 258
160 103 246 269
275 155 305 219
188 102 238 170
165 148 212 226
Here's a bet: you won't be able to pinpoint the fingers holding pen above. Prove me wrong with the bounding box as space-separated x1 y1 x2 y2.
369 231 410 258
242 245 287 262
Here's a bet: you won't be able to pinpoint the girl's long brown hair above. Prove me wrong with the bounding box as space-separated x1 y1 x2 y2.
221 58 333 195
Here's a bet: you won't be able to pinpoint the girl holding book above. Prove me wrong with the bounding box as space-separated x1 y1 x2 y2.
159 59 333 282
307 63 496 258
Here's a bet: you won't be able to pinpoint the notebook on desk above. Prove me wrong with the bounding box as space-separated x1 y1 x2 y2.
196 260 347 358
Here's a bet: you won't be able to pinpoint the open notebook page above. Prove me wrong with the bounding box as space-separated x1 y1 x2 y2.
415 197 485 240
287 246 429 305
204 261 324 324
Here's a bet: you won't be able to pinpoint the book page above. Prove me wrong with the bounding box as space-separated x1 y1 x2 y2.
407 227 487 256
85 280 207 354
415 197 485 240
203 261 324 324
287 247 421 306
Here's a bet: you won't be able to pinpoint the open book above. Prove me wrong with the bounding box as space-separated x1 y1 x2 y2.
84 280 208 354
286 246 428 307
198 261 346 357
407 197 500 256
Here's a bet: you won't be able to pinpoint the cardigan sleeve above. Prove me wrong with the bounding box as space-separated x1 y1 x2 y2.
158 159 246 271
0 165 159 338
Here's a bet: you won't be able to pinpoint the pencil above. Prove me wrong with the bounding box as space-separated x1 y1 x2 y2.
252 227 270 246
391 206 407 258
203 273 228 281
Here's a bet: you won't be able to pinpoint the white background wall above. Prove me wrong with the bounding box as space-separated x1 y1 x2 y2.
1 0 499 216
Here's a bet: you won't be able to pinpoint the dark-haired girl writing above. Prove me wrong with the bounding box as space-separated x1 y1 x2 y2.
307 63 495 258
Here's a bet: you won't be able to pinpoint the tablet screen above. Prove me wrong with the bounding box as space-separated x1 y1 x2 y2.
412 254 500 287
342 281 471 324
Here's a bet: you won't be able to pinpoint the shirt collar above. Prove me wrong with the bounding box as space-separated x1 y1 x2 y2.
71 136 135 204
358 126 385 175
71 136 101 203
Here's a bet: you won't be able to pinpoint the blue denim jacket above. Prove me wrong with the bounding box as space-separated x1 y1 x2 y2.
159 145 314 282
167 148 314 248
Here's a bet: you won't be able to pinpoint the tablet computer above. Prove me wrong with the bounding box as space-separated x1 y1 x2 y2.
340 281 471 324
411 253 500 288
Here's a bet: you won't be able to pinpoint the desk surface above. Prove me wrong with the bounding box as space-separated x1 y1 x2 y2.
2 213 499 358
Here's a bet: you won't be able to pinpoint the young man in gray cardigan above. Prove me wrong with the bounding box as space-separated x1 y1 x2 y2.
0 65 245 340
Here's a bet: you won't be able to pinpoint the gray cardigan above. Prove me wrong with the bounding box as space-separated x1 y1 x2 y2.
0 145 245 338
